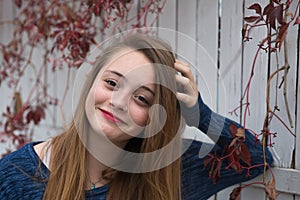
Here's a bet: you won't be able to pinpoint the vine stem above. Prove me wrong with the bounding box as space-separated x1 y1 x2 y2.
24 59 46 105
291 0 300 21
242 36 268 127
269 110 296 137
263 64 295 181
14 45 35 92
283 36 293 128
266 66 287 112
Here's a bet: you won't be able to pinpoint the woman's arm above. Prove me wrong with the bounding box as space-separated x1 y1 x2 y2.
175 59 272 164
175 60 273 199
181 94 273 199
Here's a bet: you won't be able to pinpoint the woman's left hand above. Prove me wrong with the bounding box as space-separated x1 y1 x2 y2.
175 59 199 108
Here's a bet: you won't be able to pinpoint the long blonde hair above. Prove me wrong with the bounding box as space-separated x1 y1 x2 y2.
43 34 184 200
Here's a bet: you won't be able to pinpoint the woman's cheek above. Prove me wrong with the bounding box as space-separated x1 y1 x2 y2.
92 84 108 103
129 105 149 127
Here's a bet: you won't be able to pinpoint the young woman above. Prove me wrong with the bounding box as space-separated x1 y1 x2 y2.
0 34 273 200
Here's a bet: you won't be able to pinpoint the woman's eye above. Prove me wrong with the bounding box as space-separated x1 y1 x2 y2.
134 95 150 106
104 79 118 88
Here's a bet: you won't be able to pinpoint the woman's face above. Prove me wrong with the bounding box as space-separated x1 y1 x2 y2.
85 50 156 147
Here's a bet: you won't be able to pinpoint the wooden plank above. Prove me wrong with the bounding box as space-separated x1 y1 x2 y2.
157 0 176 50
268 0 298 168
276 193 294 200
216 186 237 200
239 0 271 198
296 2 300 172
242 0 268 158
241 186 265 199
177 0 197 63
195 1 218 198
217 2 268 200
178 0 217 136
195 0 218 110
196 0 218 67
219 0 243 121
246 168 300 195
216 0 244 198
296 6 300 197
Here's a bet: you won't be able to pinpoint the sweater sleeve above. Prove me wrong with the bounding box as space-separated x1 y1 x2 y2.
184 93 273 162
181 93 274 200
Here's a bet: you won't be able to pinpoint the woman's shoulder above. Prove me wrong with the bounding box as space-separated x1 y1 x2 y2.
0 141 48 181
0 142 41 176
0 142 48 199
0 142 41 166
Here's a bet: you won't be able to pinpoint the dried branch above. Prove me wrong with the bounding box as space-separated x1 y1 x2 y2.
282 37 293 128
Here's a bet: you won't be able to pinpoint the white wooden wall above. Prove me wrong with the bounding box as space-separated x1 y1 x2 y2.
1 0 300 199
156 0 300 199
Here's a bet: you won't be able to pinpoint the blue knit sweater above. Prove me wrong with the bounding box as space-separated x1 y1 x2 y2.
0 95 273 200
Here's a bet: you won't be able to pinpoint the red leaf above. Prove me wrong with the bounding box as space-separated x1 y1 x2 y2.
36 106 45 119
14 0 22 8
248 3 262 15
26 110 34 124
273 4 283 25
230 187 242 200
229 123 245 141
266 4 283 30
294 16 300 25
244 16 261 23
55 21 69 29
239 143 251 166
26 106 45 125
229 123 238 138
263 3 274 16
212 160 222 183
265 178 277 200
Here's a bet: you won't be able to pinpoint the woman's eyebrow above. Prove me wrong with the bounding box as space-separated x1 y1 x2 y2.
140 86 155 96
105 70 127 80
105 70 155 95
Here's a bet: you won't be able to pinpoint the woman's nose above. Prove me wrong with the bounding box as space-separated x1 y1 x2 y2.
109 90 129 111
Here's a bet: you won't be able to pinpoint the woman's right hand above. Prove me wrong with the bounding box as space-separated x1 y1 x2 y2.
174 59 199 108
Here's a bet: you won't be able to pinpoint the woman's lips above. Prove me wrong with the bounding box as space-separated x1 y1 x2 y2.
98 108 125 124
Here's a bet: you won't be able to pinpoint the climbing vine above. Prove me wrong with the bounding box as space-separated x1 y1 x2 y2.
228 0 299 199
0 0 166 156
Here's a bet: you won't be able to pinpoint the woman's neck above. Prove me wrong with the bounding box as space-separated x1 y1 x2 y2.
86 152 110 189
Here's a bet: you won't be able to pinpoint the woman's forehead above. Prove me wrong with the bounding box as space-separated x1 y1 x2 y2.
108 50 151 67
105 50 154 77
